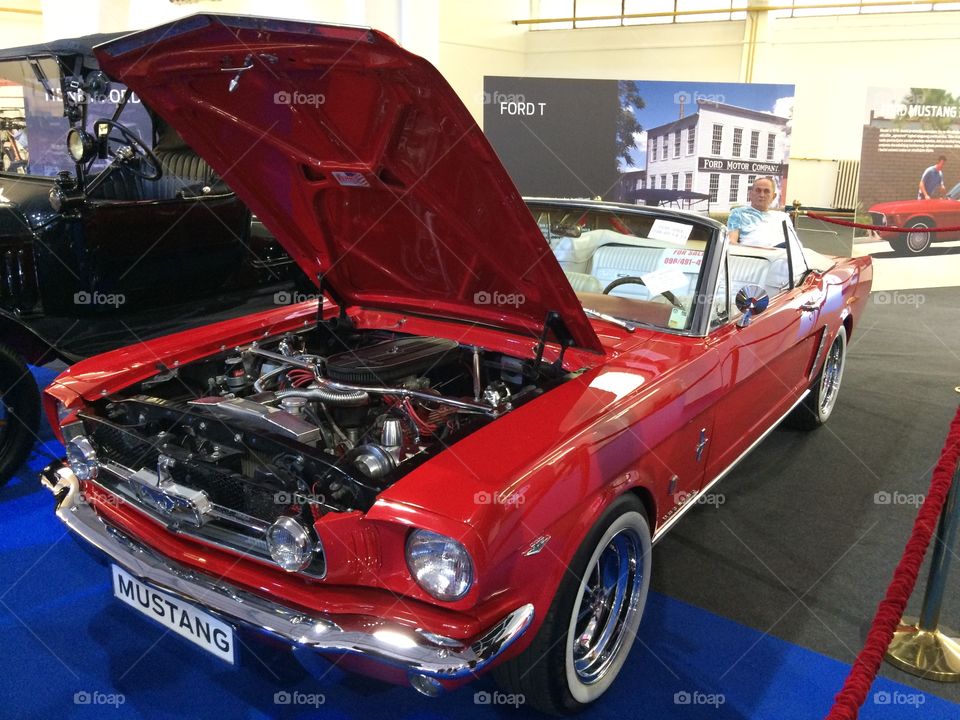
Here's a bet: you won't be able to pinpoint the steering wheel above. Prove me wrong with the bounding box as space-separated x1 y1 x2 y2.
602 276 685 311
90 119 163 181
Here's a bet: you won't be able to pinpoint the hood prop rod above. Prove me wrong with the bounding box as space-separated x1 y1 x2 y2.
533 311 573 373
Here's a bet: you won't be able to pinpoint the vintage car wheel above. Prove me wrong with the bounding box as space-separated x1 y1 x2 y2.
0 344 41 486
493 494 651 715
890 219 933 255
786 328 846 430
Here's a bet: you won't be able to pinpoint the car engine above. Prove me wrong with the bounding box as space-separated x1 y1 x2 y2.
74 319 564 537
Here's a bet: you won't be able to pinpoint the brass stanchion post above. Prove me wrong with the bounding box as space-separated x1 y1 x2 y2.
885 458 960 681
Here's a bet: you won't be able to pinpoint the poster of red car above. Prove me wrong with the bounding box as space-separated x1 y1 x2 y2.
860 87 960 255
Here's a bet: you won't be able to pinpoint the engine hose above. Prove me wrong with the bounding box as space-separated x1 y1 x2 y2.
276 381 369 407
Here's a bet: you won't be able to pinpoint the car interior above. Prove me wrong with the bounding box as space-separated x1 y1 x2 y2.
543 221 793 331
88 120 230 202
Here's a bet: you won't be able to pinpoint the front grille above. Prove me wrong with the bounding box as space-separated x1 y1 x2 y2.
169 459 245 508
80 415 326 579
87 419 287 522
90 422 161 470
869 212 886 228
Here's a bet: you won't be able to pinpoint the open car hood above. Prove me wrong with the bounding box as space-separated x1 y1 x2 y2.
94 14 602 353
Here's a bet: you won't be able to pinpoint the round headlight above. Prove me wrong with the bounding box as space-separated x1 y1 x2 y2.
266 516 314 572
66 436 98 481
406 529 474 602
66 128 94 163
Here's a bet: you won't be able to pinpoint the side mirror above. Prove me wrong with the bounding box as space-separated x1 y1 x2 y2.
735 284 769 328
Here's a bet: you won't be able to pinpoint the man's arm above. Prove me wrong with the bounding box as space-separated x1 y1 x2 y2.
727 206 743 244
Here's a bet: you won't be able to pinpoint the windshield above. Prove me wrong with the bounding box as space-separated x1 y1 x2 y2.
947 181 960 200
0 56 150 177
542 208 716 333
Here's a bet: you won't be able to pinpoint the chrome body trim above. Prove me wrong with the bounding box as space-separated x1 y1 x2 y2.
40 462 534 680
652 389 810 544
809 325 829 381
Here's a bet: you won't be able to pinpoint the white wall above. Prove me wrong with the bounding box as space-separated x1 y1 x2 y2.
1 0 42 44
438 0 526 122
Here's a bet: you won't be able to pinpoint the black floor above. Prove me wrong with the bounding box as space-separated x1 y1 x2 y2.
654 286 960 703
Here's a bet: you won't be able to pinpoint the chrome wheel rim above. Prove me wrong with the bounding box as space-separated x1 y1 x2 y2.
906 224 930 253
819 336 844 417
571 527 645 685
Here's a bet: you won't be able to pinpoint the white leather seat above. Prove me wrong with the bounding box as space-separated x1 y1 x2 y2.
564 271 603 293
590 246 664 299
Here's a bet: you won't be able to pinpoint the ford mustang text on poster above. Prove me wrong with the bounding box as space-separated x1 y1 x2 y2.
40 14 872 714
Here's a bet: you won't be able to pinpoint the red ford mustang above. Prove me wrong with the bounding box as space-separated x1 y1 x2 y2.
40 14 873 714
868 182 960 254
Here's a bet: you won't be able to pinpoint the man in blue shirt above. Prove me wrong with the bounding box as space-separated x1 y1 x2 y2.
918 156 946 199
727 177 791 248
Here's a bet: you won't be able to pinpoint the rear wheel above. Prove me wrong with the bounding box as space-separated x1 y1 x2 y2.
786 328 846 430
0 343 41 486
493 494 651 715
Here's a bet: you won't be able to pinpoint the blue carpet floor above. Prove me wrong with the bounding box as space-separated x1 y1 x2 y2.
2 366 957 719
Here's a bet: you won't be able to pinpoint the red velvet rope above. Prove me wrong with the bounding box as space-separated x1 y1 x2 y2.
805 211 960 234
825 407 960 720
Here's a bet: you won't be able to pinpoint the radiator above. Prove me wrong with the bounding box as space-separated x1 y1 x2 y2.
833 159 860 209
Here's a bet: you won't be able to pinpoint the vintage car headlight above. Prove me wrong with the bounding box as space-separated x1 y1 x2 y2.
66 436 98 481
406 529 474 601
266 516 314 572
66 128 95 163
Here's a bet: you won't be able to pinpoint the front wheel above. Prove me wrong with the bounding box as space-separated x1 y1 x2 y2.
0 343 41 486
889 220 933 255
786 328 846 430
493 494 651 715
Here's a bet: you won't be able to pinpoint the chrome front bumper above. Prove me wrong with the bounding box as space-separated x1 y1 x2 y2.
40 462 533 683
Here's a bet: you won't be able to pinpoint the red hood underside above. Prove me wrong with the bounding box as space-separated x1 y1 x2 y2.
95 14 601 353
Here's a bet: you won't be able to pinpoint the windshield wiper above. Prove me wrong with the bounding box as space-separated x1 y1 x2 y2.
583 307 636 333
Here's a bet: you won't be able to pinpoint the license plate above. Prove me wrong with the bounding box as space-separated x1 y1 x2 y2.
112 565 235 664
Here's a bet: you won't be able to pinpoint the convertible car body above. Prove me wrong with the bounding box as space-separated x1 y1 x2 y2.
40 15 873 714
868 182 960 254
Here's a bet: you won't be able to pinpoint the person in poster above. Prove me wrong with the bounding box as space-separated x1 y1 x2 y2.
727 176 791 247
917 155 946 199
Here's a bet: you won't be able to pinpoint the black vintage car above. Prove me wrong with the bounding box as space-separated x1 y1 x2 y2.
0 33 304 483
